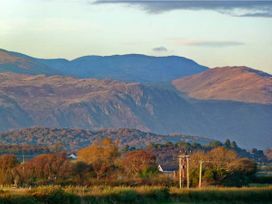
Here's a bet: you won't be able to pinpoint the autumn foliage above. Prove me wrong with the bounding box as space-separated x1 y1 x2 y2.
77 138 119 179
15 152 73 185
0 154 18 185
189 147 256 186
0 138 258 187
118 150 157 178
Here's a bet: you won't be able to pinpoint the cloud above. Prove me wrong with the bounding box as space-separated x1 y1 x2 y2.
234 11 272 18
94 0 272 18
152 46 168 52
178 40 245 47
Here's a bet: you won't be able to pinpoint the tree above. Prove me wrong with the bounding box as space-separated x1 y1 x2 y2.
121 145 130 153
0 154 18 185
251 148 258 154
265 148 272 161
72 161 92 184
207 141 222 148
228 158 256 175
50 142 65 153
190 147 239 186
224 158 257 186
77 138 119 179
231 141 238 149
118 150 157 178
208 147 238 169
224 139 231 149
17 152 73 185
190 147 258 187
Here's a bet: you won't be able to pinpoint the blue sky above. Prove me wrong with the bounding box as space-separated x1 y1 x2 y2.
0 0 272 73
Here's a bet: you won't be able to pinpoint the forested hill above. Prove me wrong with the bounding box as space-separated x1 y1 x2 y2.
0 127 267 163
0 127 214 151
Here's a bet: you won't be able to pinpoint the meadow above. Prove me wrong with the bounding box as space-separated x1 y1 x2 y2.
0 186 271 204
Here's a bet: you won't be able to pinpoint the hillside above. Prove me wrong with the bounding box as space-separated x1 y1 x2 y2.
0 127 267 163
0 49 59 75
172 66 272 104
0 73 271 148
0 49 207 82
0 127 214 151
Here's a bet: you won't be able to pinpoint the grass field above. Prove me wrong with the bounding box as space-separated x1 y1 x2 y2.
0 186 271 204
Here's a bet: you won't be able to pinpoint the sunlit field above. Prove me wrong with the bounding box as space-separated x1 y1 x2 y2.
0 186 272 204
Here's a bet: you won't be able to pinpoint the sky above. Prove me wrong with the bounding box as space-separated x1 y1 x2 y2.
0 0 272 73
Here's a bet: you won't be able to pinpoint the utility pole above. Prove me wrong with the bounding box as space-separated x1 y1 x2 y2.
178 155 182 189
178 154 190 189
186 155 190 189
198 160 203 188
182 157 185 188
22 152 25 164
21 147 25 175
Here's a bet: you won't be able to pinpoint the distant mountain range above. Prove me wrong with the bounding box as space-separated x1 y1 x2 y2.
0 71 271 148
0 49 207 82
0 127 214 151
0 49 271 149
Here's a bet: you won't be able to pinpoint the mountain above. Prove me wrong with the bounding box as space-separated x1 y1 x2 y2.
56 54 207 82
0 49 208 82
0 49 60 75
0 72 198 133
0 72 271 149
172 66 272 104
0 127 214 151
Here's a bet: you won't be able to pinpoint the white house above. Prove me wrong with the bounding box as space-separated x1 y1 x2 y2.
67 153 77 160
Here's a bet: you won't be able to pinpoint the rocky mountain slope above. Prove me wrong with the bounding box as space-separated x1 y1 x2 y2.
0 49 207 82
0 72 271 149
172 66 272 104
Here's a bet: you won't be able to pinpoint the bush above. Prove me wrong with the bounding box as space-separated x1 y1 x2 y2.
0 186 272 204
30 187 80 204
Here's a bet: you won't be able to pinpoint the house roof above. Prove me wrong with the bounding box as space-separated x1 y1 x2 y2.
158 164 178 172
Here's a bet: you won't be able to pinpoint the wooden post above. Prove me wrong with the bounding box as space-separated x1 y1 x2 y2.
182 158 185 187
198 160 203 188
22 148 25 176
186 156 190 189
178 155 182 189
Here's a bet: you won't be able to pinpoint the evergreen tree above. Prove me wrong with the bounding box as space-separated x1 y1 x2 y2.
224 139 231 149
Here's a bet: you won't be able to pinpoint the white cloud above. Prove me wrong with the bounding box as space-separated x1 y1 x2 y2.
152 46 168 52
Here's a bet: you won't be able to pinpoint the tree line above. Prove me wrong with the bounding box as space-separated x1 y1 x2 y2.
0 138 257 187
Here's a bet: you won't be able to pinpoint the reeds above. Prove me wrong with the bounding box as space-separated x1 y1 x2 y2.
0 186 271 204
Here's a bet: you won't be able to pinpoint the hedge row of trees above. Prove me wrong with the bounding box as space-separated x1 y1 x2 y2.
189 147 257 186
0 138 159 186
150 139 268 162
0 138 257 187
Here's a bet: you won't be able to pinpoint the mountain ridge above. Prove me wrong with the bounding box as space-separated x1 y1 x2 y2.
172 66 272 104
0 49 208 82
0 72 271 149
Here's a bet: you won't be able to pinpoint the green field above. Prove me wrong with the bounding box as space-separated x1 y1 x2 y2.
0 186 272 204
